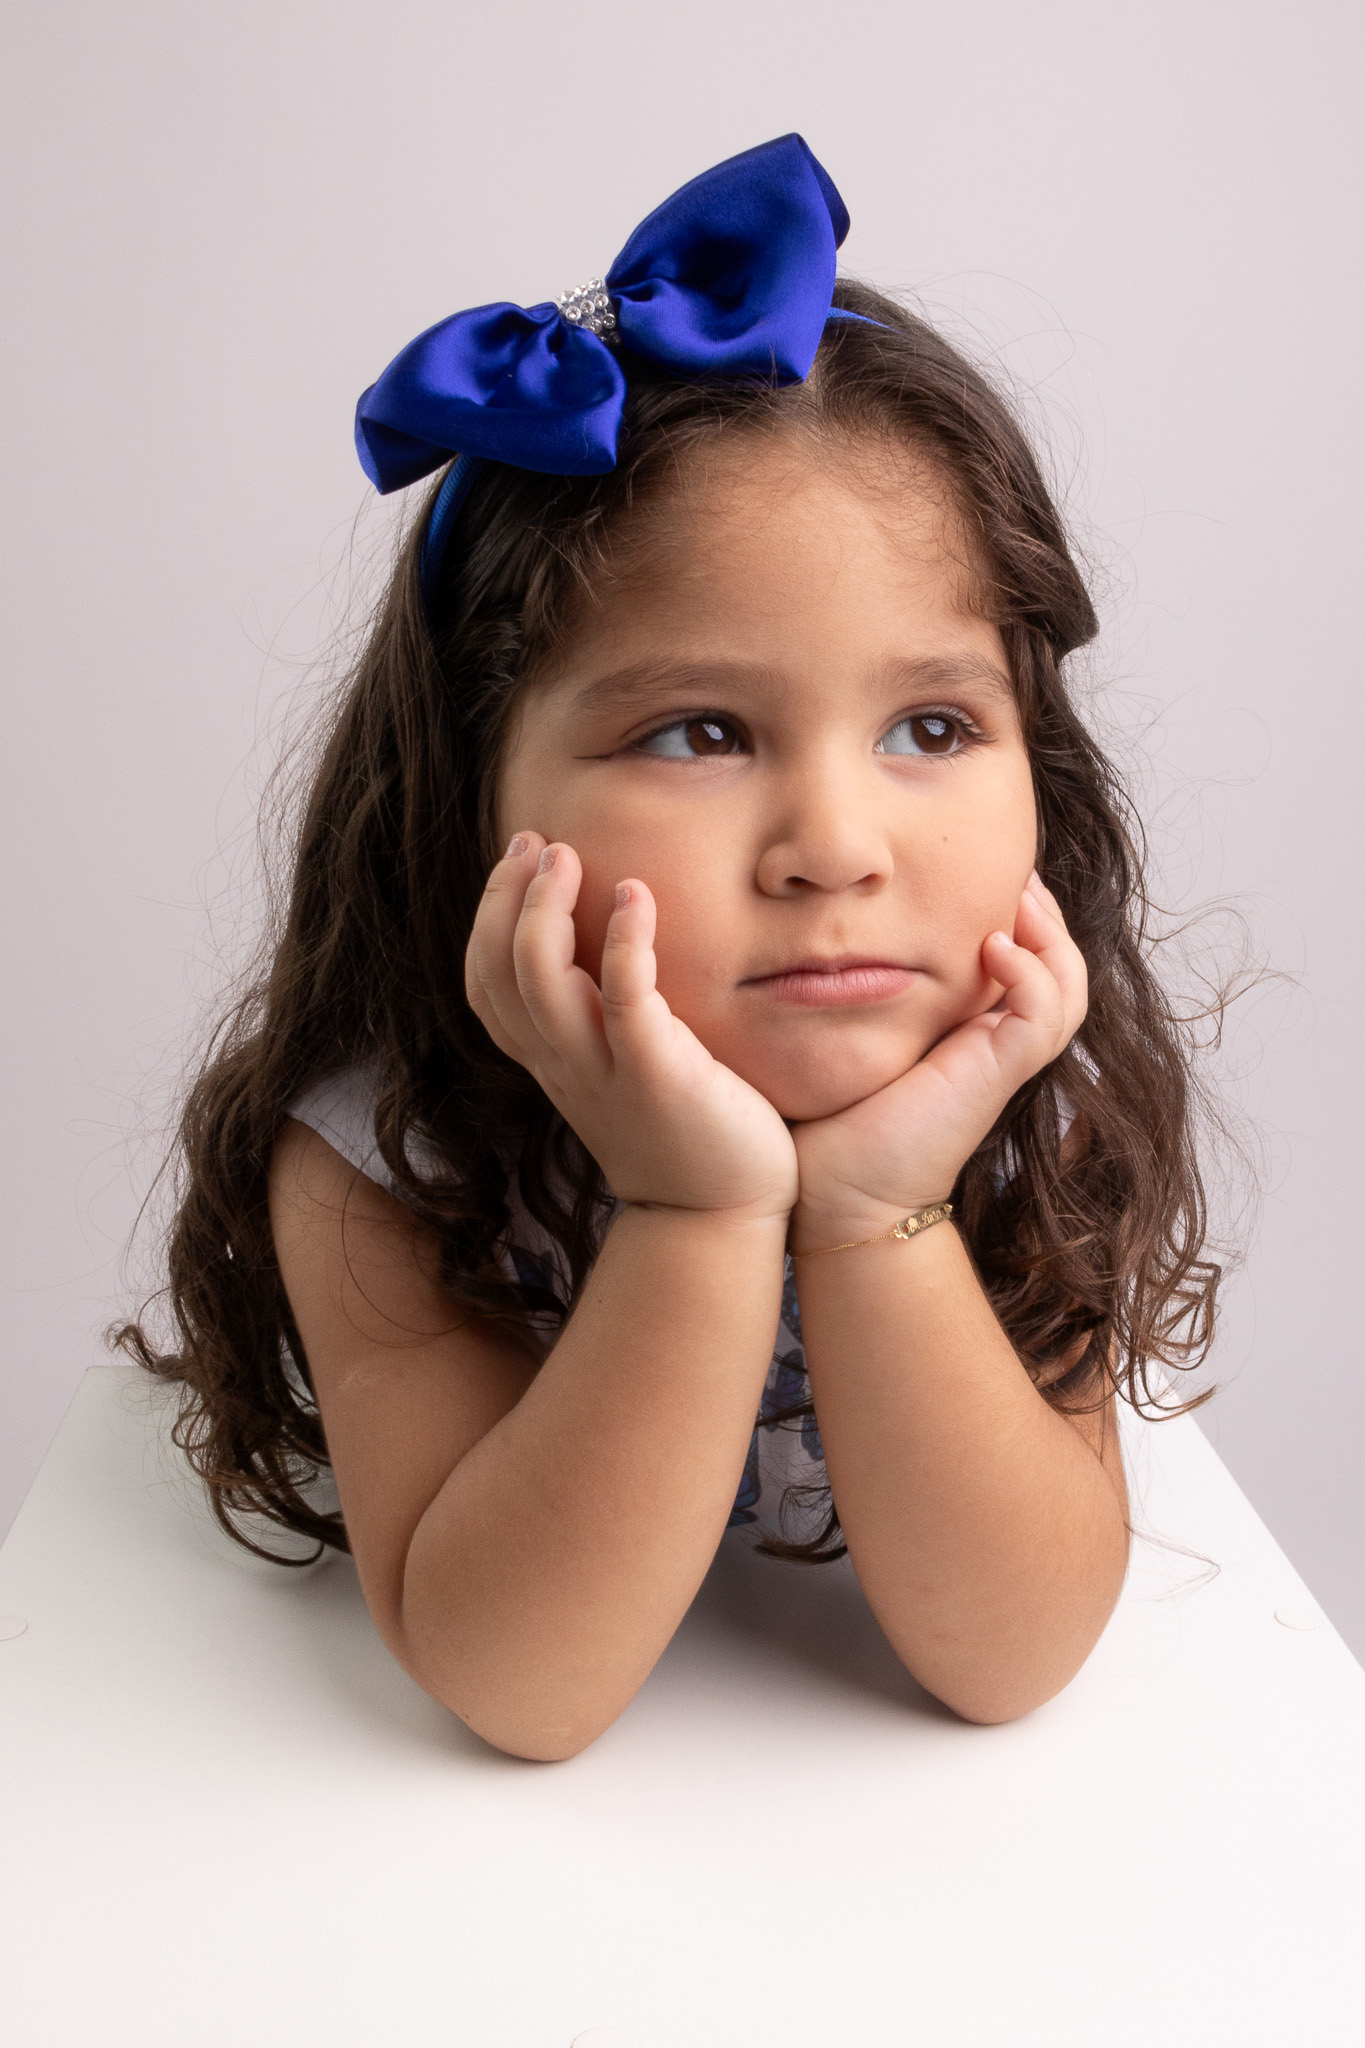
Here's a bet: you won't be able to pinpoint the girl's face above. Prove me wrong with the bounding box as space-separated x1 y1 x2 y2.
495 436 1038 1122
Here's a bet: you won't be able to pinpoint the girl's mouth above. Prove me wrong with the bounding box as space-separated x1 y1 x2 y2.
742 957 918 1007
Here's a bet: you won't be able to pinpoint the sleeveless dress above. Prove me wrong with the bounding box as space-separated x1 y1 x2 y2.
288 1067 828 1545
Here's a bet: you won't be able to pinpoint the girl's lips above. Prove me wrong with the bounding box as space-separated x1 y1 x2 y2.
744 960 917 1007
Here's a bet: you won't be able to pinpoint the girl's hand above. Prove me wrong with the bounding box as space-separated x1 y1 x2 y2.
790 872 1087 1250
466 834 799 1224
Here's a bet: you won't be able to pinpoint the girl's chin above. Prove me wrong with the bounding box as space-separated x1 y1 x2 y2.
729 1046 920 1124
772 1083 889 1123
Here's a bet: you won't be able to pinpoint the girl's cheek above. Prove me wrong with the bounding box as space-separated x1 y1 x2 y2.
936 889 1022 1023
570 845 715 992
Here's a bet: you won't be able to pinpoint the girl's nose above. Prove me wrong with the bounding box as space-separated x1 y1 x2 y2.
754 776 894 897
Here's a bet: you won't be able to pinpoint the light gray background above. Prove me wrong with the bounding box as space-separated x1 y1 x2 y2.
4 5 1362 1649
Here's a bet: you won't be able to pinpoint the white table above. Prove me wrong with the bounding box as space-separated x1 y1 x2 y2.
1 1366 1362 2046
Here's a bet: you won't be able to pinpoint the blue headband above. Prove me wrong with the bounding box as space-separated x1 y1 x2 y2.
353 134 866 608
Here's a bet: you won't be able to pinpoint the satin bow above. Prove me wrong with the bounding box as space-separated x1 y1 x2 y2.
354 133 850 494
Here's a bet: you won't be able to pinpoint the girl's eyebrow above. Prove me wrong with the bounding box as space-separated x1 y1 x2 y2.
569 659 782 716
569 652 1014 716
882 654 1015 702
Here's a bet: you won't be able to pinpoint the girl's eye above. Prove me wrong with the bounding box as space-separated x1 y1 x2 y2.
635 716 745 759
876 711 969 758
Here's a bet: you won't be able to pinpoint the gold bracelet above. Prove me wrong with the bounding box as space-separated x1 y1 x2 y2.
789 1201 954 1260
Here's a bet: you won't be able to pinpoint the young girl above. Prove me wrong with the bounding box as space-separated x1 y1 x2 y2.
122 135 1217 1761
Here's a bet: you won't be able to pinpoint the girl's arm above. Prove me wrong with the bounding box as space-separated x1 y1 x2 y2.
793 1225 1127 1724
791 872 1128 1721
271 1129 786 1761
270 833 797 1761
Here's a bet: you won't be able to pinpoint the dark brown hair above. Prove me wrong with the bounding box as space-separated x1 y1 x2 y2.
117 278 1222 1565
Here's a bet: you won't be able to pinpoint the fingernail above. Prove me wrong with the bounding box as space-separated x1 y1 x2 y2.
536 846 558 875
992 930 1015 947
614 881 632 910
505 834 528 860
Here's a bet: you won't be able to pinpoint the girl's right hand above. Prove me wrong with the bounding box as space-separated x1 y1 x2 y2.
466 834 798 1224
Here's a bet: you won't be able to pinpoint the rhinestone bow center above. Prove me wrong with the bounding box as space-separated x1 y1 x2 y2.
555 277 619 343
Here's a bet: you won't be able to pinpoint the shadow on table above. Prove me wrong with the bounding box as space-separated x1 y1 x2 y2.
688 1530 949 1720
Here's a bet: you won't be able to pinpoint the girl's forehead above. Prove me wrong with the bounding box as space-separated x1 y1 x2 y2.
549 438 993 672
622 434 971 584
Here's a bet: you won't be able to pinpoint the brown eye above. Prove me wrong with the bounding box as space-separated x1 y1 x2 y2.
687 717 739 755
876 712 963 758
638 716 744 759
913 715 956 754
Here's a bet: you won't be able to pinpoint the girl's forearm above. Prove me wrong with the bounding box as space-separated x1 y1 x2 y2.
398 1205 787 1760
795 1222 1129 1723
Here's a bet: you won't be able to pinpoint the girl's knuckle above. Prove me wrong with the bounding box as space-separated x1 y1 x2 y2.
515 968 555 1011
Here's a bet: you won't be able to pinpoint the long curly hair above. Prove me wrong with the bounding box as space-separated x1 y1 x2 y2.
116 278 1224 1565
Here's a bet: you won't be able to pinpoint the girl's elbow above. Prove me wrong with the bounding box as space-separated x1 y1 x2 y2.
405 1647 625 1763
928 1628 1116 1725
944 1684 1051 1727
453 1698 620 1763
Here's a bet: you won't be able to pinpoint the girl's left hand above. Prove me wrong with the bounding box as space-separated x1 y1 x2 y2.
789 872 1087 1251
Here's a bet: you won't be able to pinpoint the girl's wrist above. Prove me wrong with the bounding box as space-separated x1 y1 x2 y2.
618 1196 794 1238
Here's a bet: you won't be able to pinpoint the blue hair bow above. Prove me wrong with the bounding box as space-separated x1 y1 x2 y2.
353 134 855 599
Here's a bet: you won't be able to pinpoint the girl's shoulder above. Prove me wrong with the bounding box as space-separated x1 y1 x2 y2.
287 1061 404 1191
285 1061 578 1310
